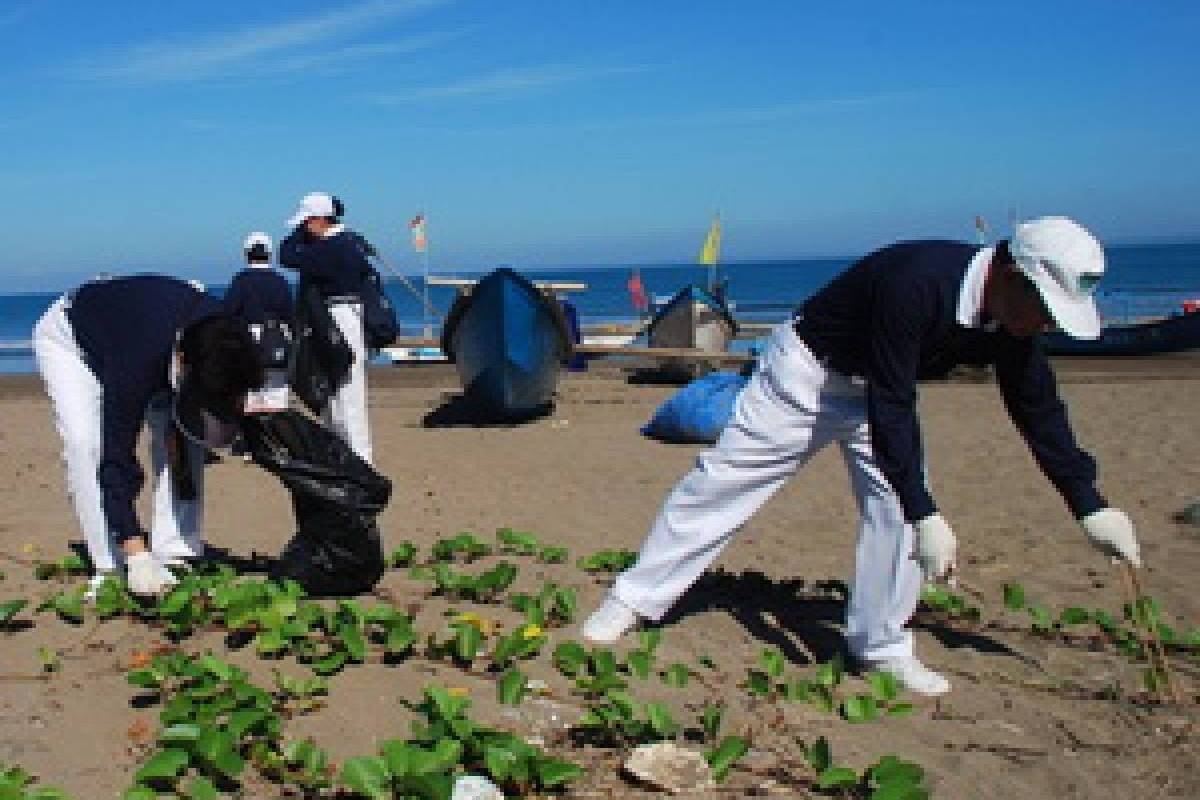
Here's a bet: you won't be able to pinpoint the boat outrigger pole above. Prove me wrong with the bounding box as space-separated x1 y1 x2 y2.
422 244 432 338
369 251 440 321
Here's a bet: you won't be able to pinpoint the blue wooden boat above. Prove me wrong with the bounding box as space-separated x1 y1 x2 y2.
645 284 738 376
1043 311 1200 356
439 268 573 419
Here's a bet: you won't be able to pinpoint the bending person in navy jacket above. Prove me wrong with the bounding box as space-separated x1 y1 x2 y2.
32 276 264 597
279 192 375 462
582 217 1141 696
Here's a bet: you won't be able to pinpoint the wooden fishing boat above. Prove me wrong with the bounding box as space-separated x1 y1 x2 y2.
644 284 738 375
1043 310 1200 356
438 268 574 419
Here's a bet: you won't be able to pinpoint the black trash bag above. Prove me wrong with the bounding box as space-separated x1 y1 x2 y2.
360 267 400 350
242 411 389 596
254 316 294 371
290 282 352 415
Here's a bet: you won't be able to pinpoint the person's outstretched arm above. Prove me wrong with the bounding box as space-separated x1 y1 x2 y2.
994 335 1104 517
994 336 1140 565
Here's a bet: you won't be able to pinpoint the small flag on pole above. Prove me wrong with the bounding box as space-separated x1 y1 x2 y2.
973 215 989 245
699 215 721 266
627 269 649 313
409 213 427 253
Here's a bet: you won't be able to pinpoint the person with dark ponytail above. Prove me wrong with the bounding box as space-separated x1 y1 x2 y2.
32 276 264 598
278 192 376 462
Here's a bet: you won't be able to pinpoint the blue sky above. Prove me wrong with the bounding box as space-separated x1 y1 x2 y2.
1 0 1197 291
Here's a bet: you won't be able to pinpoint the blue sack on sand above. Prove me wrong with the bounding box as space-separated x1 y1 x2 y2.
641 372 749 444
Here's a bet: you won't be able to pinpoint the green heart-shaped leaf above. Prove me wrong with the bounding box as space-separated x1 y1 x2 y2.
705 736 749 781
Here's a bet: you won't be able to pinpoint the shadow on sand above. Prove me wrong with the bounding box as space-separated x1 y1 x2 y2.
625 367 696 387
68 541 280 578
658 567 1027 668
421 393 553 428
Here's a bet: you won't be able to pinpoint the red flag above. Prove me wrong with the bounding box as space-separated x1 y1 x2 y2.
409 213 427 253
627 269 649 313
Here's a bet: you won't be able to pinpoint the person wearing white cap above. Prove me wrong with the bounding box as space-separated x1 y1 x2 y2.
582 216 1141 697
224 232 294 413
278 193 376 462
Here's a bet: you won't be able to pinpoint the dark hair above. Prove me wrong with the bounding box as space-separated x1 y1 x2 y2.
245 243 270 263
993 239 1037 290
178 315 264 418
994 240 1052 320
994 239 1014 266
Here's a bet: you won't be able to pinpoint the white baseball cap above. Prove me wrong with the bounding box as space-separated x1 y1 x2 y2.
1009 216 1105 340
243 231 272 253
286 192 336 228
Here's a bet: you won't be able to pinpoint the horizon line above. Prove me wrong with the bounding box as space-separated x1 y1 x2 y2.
1 236 1199 295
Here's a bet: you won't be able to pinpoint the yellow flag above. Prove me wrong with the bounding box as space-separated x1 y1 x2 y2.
699 215 721 265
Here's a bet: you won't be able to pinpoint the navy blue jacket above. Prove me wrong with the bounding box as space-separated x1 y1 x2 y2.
223 266 293 325
794 241 1105 523
66 276 221 543
278 229 372 297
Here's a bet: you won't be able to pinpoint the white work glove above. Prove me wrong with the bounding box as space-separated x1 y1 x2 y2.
125 551 178 597
913 513 957 582
1080 508 1142 567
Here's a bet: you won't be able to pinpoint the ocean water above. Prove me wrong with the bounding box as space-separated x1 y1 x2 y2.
2 242 1199 374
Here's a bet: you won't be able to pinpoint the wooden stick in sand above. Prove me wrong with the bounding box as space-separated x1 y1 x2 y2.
1117 561 1184 705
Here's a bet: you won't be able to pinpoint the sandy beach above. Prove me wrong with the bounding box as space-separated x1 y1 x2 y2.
1 357 1197 798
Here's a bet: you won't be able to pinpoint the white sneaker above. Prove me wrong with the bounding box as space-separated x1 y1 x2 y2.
125 552 178 597
581 593 639 644
865 656 951 697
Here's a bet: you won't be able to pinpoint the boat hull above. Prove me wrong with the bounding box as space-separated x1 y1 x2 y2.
1043 312 1200 356
645 285 737 376
440 268 572 419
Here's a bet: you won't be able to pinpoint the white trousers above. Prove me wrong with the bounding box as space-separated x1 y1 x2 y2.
612 322 924 662
326 301 372 464
32 297 207 573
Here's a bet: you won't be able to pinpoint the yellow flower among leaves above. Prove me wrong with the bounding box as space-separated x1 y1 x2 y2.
454 612 494 635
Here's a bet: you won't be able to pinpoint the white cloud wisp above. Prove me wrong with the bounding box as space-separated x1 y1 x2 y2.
69 0 449 86
365 63 652 105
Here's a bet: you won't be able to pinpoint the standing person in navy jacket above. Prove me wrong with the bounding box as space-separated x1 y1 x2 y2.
582 217 1142 696
32 276 263 597
279 192 375 463
225 232 293 412
223 231 293 326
